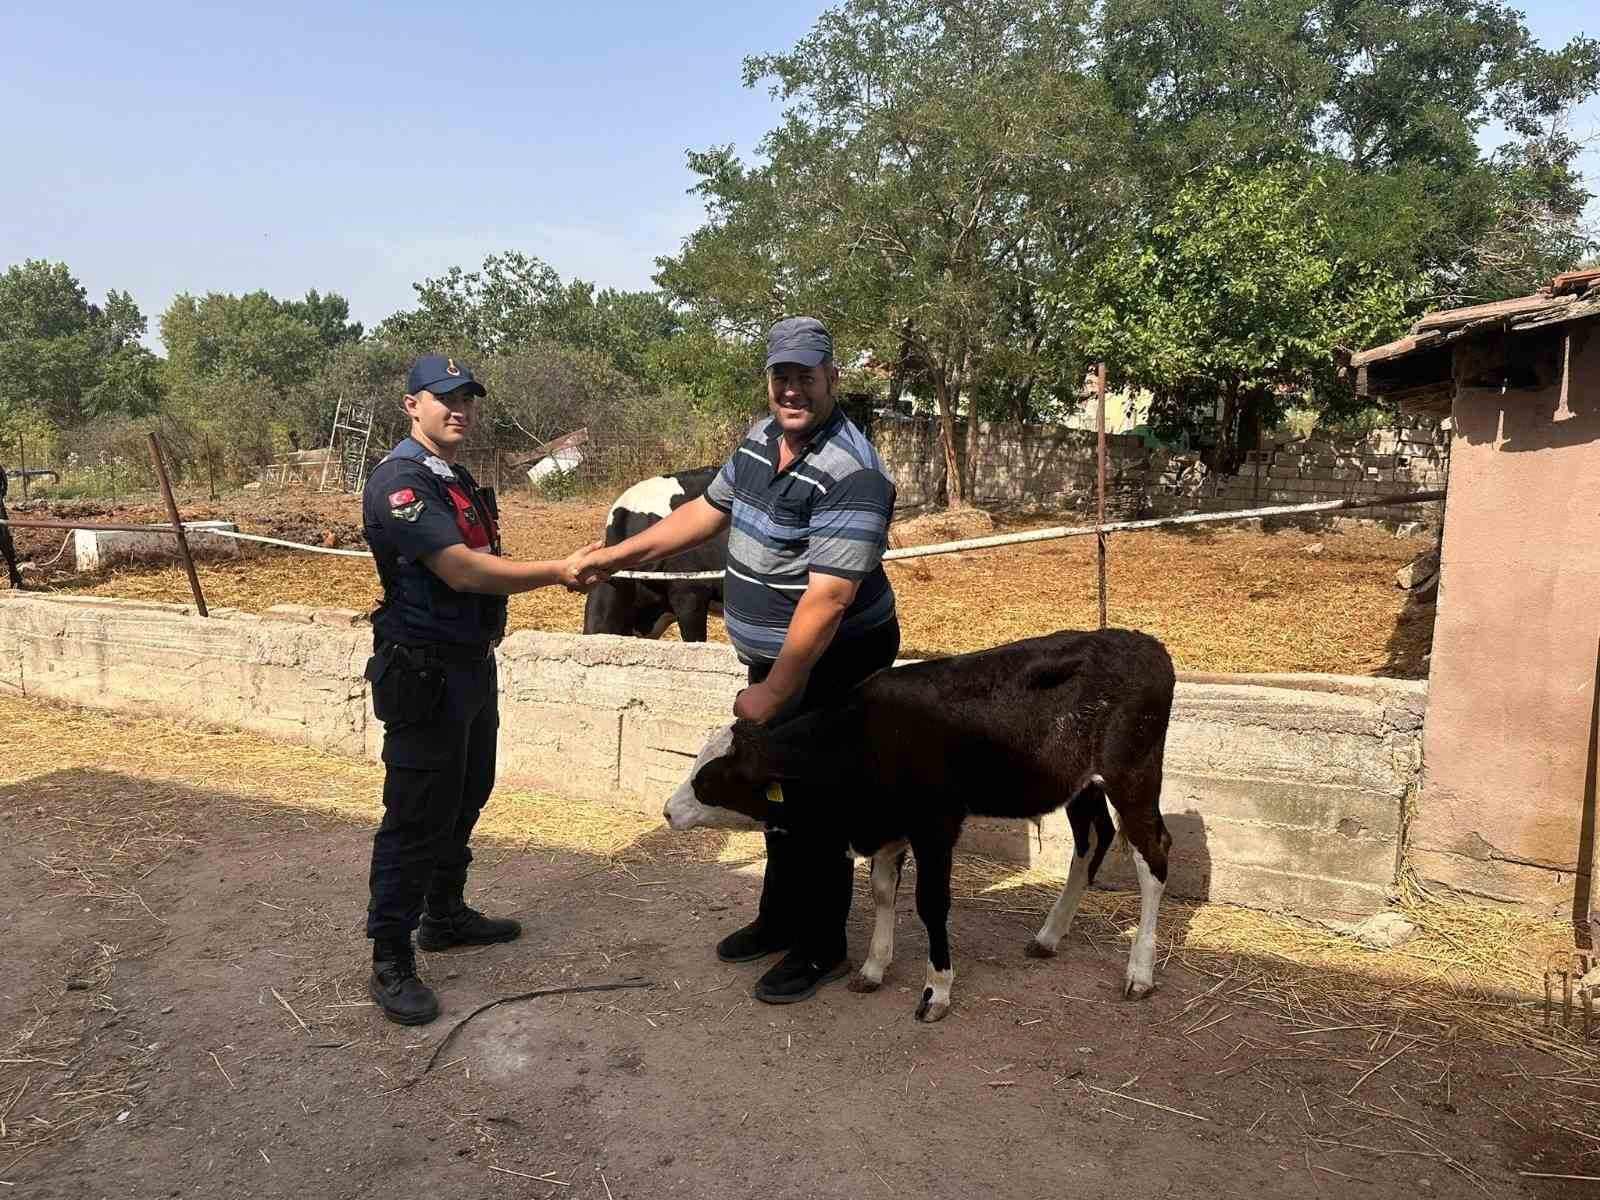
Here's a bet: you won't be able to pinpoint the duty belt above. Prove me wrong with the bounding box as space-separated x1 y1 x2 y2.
386 640 496 666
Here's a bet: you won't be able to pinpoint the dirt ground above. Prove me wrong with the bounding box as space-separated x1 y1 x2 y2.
3 486 1436 677
3 696 1596 1199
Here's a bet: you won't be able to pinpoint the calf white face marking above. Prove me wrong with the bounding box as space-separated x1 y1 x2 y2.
663 724 763 832
608 475 686 528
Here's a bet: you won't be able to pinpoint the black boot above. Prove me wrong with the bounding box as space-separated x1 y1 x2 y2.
369 938 439 1026
715 919 790 963
754 950 850 1005
417 896 522 951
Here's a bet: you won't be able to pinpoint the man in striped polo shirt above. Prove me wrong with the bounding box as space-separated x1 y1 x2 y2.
575 316 900 1004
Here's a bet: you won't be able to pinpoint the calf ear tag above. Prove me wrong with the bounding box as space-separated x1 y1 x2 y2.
766 781 785 805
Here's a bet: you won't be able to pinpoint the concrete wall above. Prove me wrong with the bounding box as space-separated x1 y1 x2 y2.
1413 324 1600 915
0 593 1425 923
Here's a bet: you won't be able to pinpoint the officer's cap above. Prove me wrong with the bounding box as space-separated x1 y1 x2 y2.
407 355 486 398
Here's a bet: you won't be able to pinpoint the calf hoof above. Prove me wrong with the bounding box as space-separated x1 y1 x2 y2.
848 971 882 993
914 988 950 1022
1122 977 1157 1001
1024 938 1056 959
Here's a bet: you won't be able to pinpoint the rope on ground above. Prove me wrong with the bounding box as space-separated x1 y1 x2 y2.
187 527 374 558
30 532 76 569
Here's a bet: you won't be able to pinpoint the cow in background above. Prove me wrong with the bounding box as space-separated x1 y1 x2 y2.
582 466 726 641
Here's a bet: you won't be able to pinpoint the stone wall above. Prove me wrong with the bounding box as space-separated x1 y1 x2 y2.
0 593 1426 923
875 414 1447 527
1198 424 1450 525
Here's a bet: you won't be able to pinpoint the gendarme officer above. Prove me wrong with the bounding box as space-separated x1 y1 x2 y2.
361 354 587 1025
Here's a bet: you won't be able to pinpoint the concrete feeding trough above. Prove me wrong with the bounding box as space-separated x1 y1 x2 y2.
73 521 250 572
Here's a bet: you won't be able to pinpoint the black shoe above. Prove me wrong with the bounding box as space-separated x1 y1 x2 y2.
716 919 790 963
369 943 439 1026
417 901 522 951
753 951 850 1005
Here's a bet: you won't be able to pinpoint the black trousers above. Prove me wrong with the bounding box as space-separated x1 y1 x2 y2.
365 646 498 943
747 618 900 963
0 495 20 588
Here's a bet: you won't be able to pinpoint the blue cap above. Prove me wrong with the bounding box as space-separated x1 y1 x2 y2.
406 355 486 398
765 317 833 370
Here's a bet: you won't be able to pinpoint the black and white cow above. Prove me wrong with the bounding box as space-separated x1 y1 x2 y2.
582 466 727 642
665 628 1176 1021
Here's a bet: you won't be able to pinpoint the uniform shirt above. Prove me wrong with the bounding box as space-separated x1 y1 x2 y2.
705 407 896 663
362 437 507 647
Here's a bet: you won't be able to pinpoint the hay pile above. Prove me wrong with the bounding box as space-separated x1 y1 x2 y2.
888 507 997 549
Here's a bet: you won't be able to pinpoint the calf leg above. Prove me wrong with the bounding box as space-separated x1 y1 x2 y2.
1108 766 1170 1001
850 841 907 993
910 835 955 1022
1026 783 1111 958
669 590 709 643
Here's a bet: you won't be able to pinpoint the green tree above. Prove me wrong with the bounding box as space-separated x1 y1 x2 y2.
1080 164 1414 468
159 289 354 393
379 251 686 383
657 0 1130 504
0 259 162 431
1095 0 1600 302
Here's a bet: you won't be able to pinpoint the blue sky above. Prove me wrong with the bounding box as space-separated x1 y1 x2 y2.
2 1 1594 349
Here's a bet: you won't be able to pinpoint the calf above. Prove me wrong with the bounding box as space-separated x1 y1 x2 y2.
583 466 726 641
665 628 1175 1021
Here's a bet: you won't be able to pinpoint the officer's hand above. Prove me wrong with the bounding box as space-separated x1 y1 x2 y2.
571 544 616 591
562 542 605 592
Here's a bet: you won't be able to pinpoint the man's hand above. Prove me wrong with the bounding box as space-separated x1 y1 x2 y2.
561 541 603 592
572 546 618 591
733 680 790 723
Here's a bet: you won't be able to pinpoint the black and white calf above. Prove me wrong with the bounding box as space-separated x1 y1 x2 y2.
582 466 727 641
665 628 1176 1021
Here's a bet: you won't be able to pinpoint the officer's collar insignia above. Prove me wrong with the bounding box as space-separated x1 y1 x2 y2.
422 454 455 480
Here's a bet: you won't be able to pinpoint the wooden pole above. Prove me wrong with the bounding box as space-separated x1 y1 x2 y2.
205 433 218 501
18 433 27 503
146 432 208 617
1095 363 1108 630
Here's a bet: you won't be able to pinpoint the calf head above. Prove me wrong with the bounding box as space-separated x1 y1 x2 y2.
663 721 777 832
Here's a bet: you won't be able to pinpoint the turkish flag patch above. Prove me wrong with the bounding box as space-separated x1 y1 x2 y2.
388 488 416 507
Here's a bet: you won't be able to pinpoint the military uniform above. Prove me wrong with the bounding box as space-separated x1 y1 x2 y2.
360 364 525 1022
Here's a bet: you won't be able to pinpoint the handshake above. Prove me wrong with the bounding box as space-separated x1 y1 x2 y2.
554 541 620 594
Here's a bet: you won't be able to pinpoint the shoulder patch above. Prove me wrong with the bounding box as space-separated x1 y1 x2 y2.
388 487 416 507
391 499 425 523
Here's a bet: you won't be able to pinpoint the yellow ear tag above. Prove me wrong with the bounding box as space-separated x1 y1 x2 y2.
766 781 785 805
